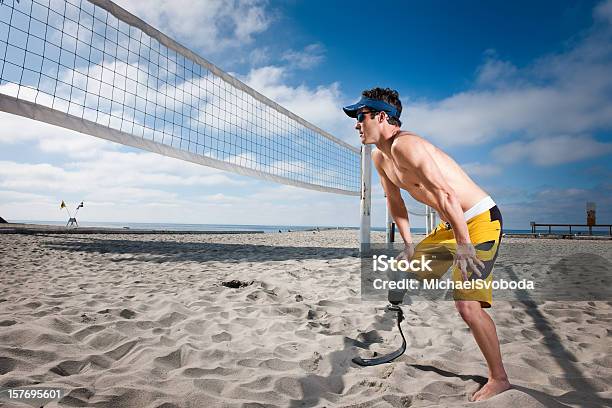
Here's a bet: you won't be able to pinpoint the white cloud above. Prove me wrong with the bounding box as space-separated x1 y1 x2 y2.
249 184 319 202
248 47 271 66
492 134 612 166
403 1 612 156
0 161 71 191
282 43 325 69
0 111 118 159
113 0 271 54
0 151 243 194
199 193 244 204
404 86 588 146
595 0 612 24
0 189 56 205
68 151 245 186
475 50 520 88
241 65 356 141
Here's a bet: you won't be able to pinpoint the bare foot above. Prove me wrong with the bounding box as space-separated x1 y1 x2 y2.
471 378 511 401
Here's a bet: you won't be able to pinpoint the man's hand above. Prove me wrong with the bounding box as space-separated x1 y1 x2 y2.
454 243 485 281
396 243 415 262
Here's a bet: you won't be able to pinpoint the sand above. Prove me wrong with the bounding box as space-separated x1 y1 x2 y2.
0 230 610 407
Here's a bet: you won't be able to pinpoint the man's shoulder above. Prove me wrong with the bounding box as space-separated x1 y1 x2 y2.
391 131 428 158
371 148 386 167
392 131 425 146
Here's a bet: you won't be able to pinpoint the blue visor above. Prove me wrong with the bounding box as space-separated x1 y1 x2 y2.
343 97 400 119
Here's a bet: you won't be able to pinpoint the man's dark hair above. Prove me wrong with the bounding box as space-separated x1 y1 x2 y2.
362 87 402 126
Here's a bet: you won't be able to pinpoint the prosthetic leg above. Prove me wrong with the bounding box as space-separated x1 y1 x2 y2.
352 269 408 366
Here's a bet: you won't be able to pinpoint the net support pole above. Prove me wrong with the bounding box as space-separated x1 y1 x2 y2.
360 145 372 250
430 207 437 232
385 193 395 245
424 205 437 235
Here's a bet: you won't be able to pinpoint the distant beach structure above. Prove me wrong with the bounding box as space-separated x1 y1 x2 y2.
530 201 611 236
587 202 596 226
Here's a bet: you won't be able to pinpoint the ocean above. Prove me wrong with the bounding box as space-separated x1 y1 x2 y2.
12 220 360 233
8 220 611 236
8 220 530 234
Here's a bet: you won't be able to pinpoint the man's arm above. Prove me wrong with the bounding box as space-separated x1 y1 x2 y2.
391 139 470 244
372 150 413 245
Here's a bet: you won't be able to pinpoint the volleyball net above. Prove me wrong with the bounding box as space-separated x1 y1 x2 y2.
0 0 361 195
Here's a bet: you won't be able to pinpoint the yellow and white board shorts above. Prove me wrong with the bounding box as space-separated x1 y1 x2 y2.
412 200 503 308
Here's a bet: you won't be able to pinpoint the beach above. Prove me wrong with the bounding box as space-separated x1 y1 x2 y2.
0 230 610 407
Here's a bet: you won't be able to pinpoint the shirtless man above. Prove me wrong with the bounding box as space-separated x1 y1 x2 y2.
343 87 511 401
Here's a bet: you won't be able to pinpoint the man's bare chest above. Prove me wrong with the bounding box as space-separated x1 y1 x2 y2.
381 160 426 195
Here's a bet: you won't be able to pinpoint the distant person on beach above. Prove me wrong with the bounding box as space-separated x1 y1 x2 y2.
344 87 510 401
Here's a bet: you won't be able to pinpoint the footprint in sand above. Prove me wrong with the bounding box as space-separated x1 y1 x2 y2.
50 359 90 377
0 356 17 375
119 309 136 319
211 332 231 342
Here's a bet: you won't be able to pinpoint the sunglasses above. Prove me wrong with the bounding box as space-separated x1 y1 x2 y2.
356 110 379 123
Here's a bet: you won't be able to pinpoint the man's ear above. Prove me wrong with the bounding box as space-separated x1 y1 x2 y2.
378 111 387 124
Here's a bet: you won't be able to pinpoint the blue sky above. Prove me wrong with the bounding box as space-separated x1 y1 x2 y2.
1 0 611 230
